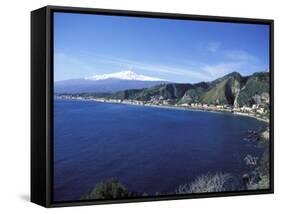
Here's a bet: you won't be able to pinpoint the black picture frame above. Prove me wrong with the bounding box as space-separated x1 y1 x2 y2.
31 5 274 208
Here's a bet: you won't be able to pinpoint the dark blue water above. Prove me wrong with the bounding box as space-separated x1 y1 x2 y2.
53 99 266 201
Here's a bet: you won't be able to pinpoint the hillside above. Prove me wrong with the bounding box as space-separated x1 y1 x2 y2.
235 72 270 107
109 83 193 102
105 71 269 108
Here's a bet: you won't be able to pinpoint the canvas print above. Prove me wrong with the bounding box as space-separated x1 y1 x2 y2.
53 12 271 202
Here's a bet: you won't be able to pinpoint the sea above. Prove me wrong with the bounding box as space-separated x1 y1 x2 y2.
53 99 267 201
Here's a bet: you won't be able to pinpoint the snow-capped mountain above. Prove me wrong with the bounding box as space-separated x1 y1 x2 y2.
55 71 169 94
86 70 166 81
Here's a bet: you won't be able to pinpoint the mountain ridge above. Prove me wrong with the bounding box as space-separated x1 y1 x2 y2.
85 70 166 81
55 70 169 93
55 71 270 110
104 71 270 108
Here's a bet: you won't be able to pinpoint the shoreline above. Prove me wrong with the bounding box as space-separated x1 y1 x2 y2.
56 97 269 123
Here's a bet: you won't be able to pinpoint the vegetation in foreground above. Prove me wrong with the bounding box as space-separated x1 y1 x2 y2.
175 173 232 194
81 178 138 200
80 127 270 200
244 127 270 190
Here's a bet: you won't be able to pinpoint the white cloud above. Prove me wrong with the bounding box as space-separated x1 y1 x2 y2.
224 50 258 62
54 52 96 81
203 62 242 77
57 48 263 83
55 52 93 73
201 48 261 78
207 42 220 53
97 55 211 81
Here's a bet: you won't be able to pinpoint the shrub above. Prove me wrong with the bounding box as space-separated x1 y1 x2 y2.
176 173 232 194
244 154 258 167
81 178 137 200
246 175 270 190
244 126 270 191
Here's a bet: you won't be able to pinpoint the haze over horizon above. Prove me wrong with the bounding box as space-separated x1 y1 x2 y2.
54 69 269 84
54 12 270 83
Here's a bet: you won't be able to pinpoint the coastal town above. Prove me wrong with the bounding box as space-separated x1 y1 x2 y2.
55 94 270 122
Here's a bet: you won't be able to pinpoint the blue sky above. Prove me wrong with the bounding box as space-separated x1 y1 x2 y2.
54 12 270 83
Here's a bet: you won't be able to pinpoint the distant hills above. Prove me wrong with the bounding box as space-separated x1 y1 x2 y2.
56 71 270 108
54 71 168 93
105 71 270 108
